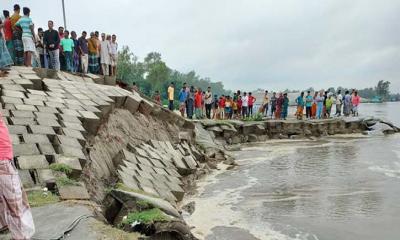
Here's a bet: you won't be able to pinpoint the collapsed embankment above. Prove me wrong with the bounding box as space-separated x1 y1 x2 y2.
2 67 399 239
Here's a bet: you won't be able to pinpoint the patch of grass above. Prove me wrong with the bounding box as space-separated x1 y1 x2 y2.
122 208 170 225
243 113 264 122
91 219 142 240
28 190 60 207
50 163 73 175
56 176 80 186
136 199 152 209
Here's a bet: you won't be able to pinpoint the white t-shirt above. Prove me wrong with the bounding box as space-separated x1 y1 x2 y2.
205 91 212 104
242 95 249 107
336 94 343 105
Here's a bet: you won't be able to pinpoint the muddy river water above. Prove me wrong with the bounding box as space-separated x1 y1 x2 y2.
184 102 400 240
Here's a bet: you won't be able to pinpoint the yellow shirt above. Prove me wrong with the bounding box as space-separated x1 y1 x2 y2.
10 13 21 29
167 86 174 101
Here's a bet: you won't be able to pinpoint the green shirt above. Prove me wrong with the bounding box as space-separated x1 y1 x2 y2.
326 98 334 108
60 38 74 52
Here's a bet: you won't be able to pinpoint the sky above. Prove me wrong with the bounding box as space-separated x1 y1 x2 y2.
3 0 400 93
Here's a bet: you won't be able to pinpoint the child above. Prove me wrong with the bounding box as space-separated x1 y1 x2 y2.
232 99 238 119
60 30 74 72
153 90 161 105
225 96 233 119
218 96 225 120
325 95 334 118
212 95 218 119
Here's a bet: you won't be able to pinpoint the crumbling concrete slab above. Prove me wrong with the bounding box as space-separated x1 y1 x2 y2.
29 125 56 135
17 155 49 169
58 185 90 200
13 144 41 156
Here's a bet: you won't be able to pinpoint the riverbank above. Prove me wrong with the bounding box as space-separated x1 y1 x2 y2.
1 67 399 239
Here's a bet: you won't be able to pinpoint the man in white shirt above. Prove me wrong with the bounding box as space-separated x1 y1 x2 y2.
110 34 118 76
242 92 249 118
335 90 343 117
204 87 213 119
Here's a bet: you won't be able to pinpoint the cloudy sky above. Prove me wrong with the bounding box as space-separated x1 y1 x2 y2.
4 0 400 92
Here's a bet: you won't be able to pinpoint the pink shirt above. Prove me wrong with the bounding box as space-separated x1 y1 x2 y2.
0 113 13 160
352 95 361 106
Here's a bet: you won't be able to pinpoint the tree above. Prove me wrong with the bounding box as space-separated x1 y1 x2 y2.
375 80 391 100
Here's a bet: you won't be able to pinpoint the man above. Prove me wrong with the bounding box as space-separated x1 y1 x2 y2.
60 30 74 72
15 7 35 67
100 33 111 76
78 31 88 73
275 93 284 119
57 26 66 70
270 92 277 119
205 87 213 119
194 88 203 119
88 32 99 74
305 91 313 119
242 92 249 118
3 10 14 62
262 90 269 117
178 86 188 117
110 34 118 76
248 92 256 116
11 4 23 66
0 112 35 239
295 92 305 120
43 20 60 70
282 93 289 120
167 82 174 111
94 31 101 74
335 90 343 117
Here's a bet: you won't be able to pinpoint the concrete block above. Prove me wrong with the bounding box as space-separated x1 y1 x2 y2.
59 114 81 123
7 125 28 134
14 104 38 112
34 112 57 119
104 76 116 86
17 155 49 169
2 90 26 98
124 94 142 114
27 94 47 101
136 155 153 167
55 155 82 172
65 104 84 111
0 109 10 117
72 93 90 100
18 169 36 188
54 135 82 148
0 83 26 91
60 108 81 117
45 101 65 109
4 103 16 110
23 98 45 106
36 106 58 113
36 117 61 127
138 164 157 174
11 110 35 118
27 89 47 96
138 98 154 116
21 74 40 80
57 145 86 159
79 99 97 106
64 99 82 106
47 92 65 98
62 122 85 132
82 105 102 113
28 125 56 135
61 128 85 140
1 96 23 104
12 78 34 89
59 185 90 200
38 143 56 155
37 169 56 185
22 134 50 144
78 110 99 120
9 117 36 126
183 155 198 169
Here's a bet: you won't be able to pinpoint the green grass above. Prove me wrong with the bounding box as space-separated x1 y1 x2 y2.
136 200 152 209
28 190 60 207
122 208 170 225
50 163 73 175
56 176 80 186
242 113 264 122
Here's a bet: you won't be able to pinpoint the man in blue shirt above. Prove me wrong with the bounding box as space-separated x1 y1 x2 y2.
15 7 35 67
178 86 188 117
305 91 313 119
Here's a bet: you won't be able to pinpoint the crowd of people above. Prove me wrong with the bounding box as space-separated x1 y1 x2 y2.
163 83 362 121
0 4 118 76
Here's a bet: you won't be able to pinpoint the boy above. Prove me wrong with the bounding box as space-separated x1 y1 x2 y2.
60 30 74 72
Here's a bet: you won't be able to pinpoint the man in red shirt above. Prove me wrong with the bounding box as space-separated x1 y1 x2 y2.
0 113 35 239
2 10 15 62
248 92 256 116
218 95 226 119
194 89 203 119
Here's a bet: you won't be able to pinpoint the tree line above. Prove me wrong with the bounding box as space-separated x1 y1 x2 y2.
116 46 231 102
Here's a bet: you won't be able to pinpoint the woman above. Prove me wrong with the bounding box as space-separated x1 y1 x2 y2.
281 93 289 120
352 91 361 117
186 86 195 119
194 89 203 119
275 93 284 119
311 92 318 119
88 32 99 74
0 19 14 76
343 91 352 116
316 91 325 119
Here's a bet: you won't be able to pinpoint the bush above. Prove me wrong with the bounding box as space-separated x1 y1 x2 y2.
122 208 170 225
50 163 73 175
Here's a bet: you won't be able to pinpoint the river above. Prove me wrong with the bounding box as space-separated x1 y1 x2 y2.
184 102 400 240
